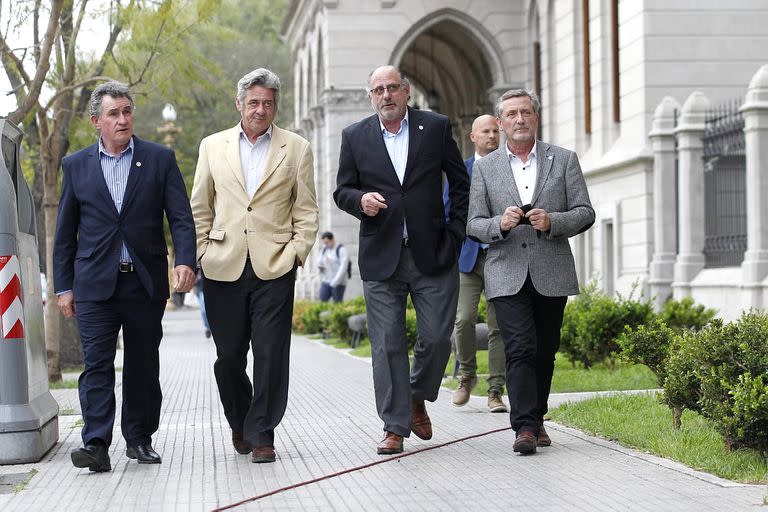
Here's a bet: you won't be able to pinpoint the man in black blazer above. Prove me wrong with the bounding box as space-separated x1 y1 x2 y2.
54 81 196 471
334 65 469 454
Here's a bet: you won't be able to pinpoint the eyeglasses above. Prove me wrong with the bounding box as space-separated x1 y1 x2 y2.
504 109 535 119
370 83 403 96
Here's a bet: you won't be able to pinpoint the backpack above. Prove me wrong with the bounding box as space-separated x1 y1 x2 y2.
323 244 352 279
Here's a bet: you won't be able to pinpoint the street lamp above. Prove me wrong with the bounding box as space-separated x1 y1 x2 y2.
157 103 181 147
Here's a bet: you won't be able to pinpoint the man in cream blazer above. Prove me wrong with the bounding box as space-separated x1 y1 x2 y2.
191 68 318 463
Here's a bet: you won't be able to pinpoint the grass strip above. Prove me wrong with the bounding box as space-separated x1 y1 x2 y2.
548 392 768 484
442 352 657 394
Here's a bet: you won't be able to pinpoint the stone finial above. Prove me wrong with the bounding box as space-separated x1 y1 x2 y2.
676 91 710 133
740 64 768 114
649 96 681 138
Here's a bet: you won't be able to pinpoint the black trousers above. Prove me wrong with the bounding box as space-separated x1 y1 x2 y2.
491 275 566 435
204 263 295 447
76 272 165 447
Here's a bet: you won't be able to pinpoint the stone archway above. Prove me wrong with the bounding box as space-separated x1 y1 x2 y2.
391 12 502 155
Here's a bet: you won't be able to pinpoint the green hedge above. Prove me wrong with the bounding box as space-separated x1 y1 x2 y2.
559 281 654 368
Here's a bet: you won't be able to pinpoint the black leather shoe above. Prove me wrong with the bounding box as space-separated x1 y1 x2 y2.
71 442 111 472
126 444 162 464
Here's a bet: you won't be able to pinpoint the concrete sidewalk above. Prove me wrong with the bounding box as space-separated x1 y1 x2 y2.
0 308 765 511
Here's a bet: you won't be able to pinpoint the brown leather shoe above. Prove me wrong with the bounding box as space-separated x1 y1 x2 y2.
377 432 404 455
232 431 251 455
513 431 537 454
411 400 433 440
537 425 552 447
251 446 276 463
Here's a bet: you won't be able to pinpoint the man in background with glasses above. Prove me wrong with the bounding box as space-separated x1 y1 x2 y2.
467 89 594 455
334 65 469 455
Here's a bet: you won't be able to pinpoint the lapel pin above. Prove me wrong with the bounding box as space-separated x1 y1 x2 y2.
418 125 423 130
136 161 142 167
547 156 553 160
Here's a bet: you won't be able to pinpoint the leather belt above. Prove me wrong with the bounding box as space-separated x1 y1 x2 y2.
118 262 135 273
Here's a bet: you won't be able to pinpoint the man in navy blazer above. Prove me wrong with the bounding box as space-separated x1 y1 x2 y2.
334 66 469 455
443 115 507 413
54 81 196 472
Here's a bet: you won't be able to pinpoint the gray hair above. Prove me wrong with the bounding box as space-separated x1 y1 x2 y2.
236 68 281 106
365 66 410 95
89 81 134 118
494 89 540 117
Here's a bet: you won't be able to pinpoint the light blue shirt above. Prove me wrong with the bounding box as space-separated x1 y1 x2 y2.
380 112 409 238
239 124 272 197
99 137 134 263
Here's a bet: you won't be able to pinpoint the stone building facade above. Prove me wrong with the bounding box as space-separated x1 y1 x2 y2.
283 0 768 318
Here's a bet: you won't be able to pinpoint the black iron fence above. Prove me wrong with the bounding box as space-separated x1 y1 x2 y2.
702 100 746 268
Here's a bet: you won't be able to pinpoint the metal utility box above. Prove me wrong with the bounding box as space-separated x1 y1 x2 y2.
0 118 59 464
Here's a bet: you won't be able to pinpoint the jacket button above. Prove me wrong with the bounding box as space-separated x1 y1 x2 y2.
244 229 247 234
522 243 527 248
247 207 252 211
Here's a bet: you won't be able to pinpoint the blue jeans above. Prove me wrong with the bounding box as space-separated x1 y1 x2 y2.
198 288 210 331
319 282 346 303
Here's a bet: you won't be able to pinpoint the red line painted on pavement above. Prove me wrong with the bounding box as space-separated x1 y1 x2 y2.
212 426 513 511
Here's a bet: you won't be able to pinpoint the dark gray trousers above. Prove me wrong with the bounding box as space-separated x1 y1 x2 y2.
363 246 458 437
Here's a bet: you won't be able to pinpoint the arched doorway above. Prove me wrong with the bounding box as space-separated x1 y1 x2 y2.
393 15 501 156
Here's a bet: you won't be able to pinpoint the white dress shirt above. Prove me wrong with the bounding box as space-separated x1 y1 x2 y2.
506 142 537 205
239 124 272 198
380 111 409 237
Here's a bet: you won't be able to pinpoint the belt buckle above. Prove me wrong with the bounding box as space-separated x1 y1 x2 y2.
119 262 134 273
402 238 410 247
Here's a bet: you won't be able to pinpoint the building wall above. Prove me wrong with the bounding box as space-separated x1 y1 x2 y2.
284 0 768 318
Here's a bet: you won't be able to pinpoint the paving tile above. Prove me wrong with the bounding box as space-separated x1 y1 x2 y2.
0 308 764 511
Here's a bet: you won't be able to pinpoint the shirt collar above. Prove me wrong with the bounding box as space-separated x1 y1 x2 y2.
239 123 273 145
379 110 409 136
98 136 134 158
474 152 484 162
505 141 537 163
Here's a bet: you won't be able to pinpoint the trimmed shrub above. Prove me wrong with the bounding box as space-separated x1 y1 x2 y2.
297 301 327 334
660 297 716 331
616 317 677 387
697 312 768 452
722 373 768 454
659 325 717 428
292 300 315 332
477 294 488 324
662 312 768 451
405 309 418 350
326 299 367 341
560 281 654 368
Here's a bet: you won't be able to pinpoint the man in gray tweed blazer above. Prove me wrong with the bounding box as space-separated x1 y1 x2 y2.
467 89 594 455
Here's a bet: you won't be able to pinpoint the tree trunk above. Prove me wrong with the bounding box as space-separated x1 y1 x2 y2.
44 201 62 381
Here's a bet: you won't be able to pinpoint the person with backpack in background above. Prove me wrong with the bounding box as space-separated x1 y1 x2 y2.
318 231 349 302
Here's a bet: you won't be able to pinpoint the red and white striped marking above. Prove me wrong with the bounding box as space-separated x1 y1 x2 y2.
0 255 25 339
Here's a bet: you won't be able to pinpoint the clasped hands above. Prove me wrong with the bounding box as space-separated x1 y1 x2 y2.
500 206 551 232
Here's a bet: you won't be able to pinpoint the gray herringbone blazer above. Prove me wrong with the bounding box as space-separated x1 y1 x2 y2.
467 141 594 299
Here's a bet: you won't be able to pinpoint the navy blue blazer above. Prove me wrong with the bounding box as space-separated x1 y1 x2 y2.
334 107 469 281
54 136 196 302
443 155 481 274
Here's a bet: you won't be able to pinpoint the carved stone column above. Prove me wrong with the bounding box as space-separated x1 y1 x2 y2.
740 64 768 309
672 91 709 299
648 96 680 310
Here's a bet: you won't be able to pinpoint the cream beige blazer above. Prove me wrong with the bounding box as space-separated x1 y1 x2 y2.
191 124 318 281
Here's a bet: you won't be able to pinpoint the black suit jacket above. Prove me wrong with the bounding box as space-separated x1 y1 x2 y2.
334 108 469 281
54 136 196 301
